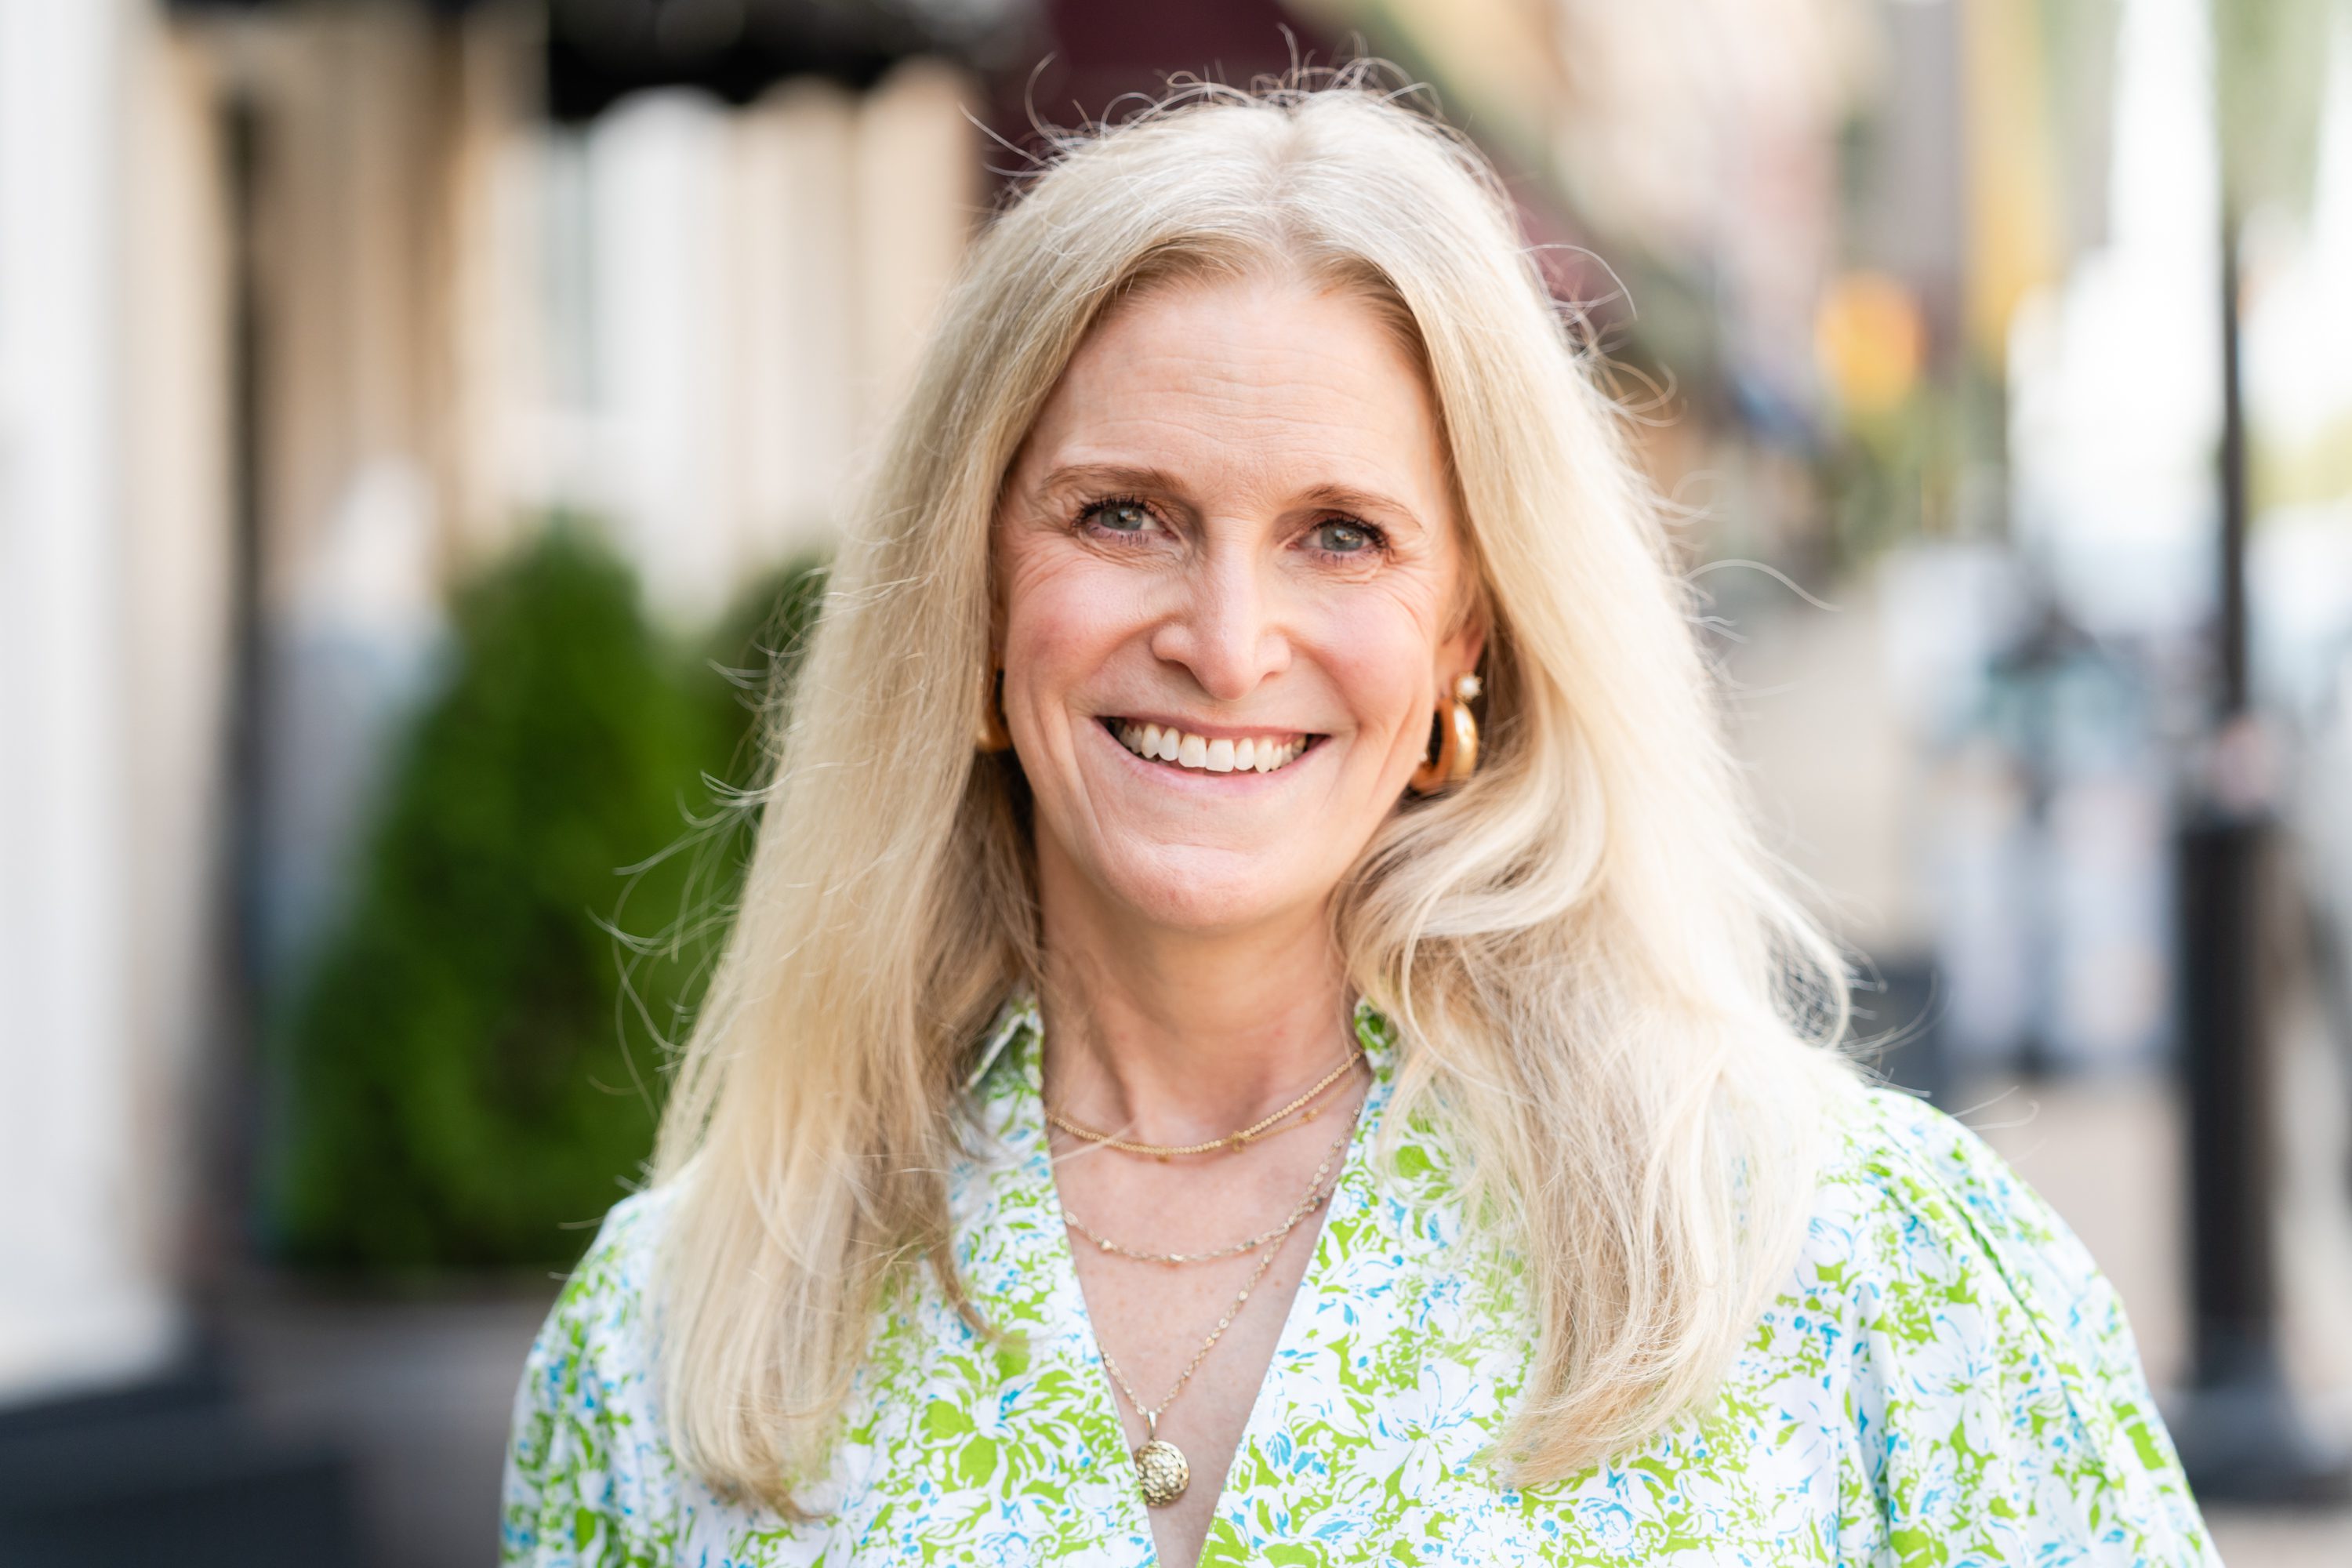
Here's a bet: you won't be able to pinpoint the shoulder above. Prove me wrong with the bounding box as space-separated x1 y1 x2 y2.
535 1185 676 1387
574 1185 677 1312
501 1187 681 1564
1794 1079 2138 1407
1766 1080 2218 1564
1808 1081 2094 1289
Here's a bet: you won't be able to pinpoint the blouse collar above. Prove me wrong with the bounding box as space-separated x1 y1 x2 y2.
963 986 1399 1114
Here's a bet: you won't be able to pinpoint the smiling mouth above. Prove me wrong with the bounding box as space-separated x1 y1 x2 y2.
1103 718 1316 775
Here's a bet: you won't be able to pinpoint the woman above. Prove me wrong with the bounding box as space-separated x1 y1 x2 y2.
503 79 2216 1566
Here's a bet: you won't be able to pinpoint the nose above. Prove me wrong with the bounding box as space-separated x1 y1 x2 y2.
1148 533 1290 702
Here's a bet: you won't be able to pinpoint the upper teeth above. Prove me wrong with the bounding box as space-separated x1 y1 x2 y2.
1113 721 1308 774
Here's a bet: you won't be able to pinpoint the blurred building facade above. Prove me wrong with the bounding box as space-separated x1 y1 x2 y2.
0 0 990 1410
5 6 2351 1548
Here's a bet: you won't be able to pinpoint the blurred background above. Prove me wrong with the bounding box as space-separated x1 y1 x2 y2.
2 0 2350 1562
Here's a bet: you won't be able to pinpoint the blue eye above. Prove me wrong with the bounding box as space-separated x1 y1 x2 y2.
1310 520 1377 554
1085 499 1156 534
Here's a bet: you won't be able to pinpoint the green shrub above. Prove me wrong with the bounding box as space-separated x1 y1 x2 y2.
268 521 823 1272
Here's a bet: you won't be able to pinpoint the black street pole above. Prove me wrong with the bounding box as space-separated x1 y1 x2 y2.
2165 201 2351 1505
2217 200 2250 724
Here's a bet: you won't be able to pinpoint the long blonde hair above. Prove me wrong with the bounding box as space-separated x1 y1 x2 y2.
652 73 1853 1508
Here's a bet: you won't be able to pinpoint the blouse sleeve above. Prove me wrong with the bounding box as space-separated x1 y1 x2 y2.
499 1193 669 1567
1826 1087 2220 1566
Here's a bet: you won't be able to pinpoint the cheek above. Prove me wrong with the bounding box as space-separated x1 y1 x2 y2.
1304 602 1439 750
1000 546 1147 691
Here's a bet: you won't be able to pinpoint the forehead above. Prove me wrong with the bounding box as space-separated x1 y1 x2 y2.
1013 273 1452 513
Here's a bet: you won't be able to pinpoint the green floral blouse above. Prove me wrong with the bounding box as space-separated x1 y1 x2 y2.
502 998 2219 1565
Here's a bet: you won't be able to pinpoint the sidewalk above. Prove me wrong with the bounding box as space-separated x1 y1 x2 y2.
217 1286 554 1568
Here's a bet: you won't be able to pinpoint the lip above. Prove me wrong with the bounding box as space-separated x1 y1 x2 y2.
1089 715 1323 784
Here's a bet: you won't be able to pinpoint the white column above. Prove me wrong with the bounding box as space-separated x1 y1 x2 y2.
850 60 981 444
119 20 237 1327
0 0 180 1402
445 5 553 571
2006 0 2221 639
731 78 859 565
584 89 740 628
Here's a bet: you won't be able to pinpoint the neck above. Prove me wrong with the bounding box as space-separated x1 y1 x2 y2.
1034 858 1355 1146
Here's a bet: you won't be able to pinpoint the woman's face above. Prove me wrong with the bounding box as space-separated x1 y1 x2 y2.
995 272 1483 935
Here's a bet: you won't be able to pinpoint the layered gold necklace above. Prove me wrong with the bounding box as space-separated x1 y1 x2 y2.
1047 1047 1367 1509
1045 1045 1363 1159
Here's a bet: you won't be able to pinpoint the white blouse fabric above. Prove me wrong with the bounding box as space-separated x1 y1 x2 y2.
502 996 2219 1565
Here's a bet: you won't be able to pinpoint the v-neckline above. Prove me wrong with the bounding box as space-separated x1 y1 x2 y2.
975 996 1399 1565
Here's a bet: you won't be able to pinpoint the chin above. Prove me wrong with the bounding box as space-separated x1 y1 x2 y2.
1092 845 1318 935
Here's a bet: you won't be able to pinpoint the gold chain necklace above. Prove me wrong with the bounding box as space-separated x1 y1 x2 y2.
1089 1162 1349 1506
1063 1117 1352 1265
1044 1047 1363 1160
1077 1099 1362 1509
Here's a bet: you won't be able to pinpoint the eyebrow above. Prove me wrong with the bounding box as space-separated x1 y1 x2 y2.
1032 463 1428 532
1033 463 1192 502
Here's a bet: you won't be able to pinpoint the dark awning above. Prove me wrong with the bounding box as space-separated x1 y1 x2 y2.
169 0 1031 123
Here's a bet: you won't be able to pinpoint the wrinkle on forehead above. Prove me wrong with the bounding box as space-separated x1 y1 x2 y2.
1026 278 1445 503
1005 268 1483 630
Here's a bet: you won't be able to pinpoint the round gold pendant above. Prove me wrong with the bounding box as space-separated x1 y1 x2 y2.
1133 1438 1189 1507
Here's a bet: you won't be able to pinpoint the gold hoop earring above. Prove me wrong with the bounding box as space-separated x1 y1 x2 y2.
1408 673 1481 794
975 667 1013 753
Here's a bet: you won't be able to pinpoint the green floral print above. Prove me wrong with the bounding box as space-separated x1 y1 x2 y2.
502 996 2219 1565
